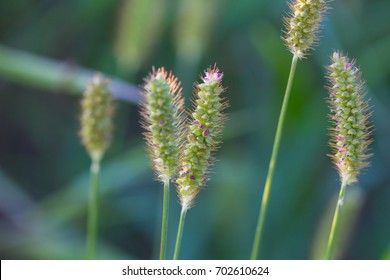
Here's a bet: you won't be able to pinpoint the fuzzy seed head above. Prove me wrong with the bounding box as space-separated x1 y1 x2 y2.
141 67 184 183
80 74 115 161
176 65 227 208
327 51 372 185
283 0 327 58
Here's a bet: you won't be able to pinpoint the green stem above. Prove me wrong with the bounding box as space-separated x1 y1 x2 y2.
173 206 188 260
326 178 348 260
159 180 170 260
86 156 101 260
251 54 298 260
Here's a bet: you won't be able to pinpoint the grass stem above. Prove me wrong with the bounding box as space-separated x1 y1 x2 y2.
173 206 188 260
326 178 348 259
159 180 170 260
86 156 101 260
251 54 298 260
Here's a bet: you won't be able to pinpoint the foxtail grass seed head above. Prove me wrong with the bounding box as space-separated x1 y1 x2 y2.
283 0 327 58
80 74 115 161
176 66 227 208
141 67 184 184
327 51 372 185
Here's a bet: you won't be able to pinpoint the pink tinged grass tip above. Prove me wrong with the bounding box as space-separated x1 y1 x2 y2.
176 65 227 208
327 51 372 185
202 67 223 84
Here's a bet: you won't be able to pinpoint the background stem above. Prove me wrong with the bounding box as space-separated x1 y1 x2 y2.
173 206 187 260
326 179 348 259
86 156 101 260
0 44 141 104
251 54 298 260
159 180 170 260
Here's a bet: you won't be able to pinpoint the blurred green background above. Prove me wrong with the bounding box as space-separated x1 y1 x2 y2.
0 0 389 260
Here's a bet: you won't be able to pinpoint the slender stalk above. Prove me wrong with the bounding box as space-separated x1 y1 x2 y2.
251 54 298 260
326 178 348 260
173 206 188 260
86 156 101 260
159 180 170 260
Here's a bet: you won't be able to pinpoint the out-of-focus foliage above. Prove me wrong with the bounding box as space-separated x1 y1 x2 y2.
0 0 389 259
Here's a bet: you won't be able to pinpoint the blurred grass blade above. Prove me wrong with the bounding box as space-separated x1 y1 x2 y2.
0 225 134 259
174 0 220 88
114 0 168 77
0 169 136 259
383 245 390 260
0 44 141 104
0 169 39 228
40 145 148 224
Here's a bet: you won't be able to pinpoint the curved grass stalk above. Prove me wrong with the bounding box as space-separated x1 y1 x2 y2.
173 206 188 260
251 54 298 260
326 178 348 259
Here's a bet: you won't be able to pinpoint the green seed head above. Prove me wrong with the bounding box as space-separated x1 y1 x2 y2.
327 51 372 185
176 65 227 208
141 67 184 183
283 0 327 58
80 74 115 161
